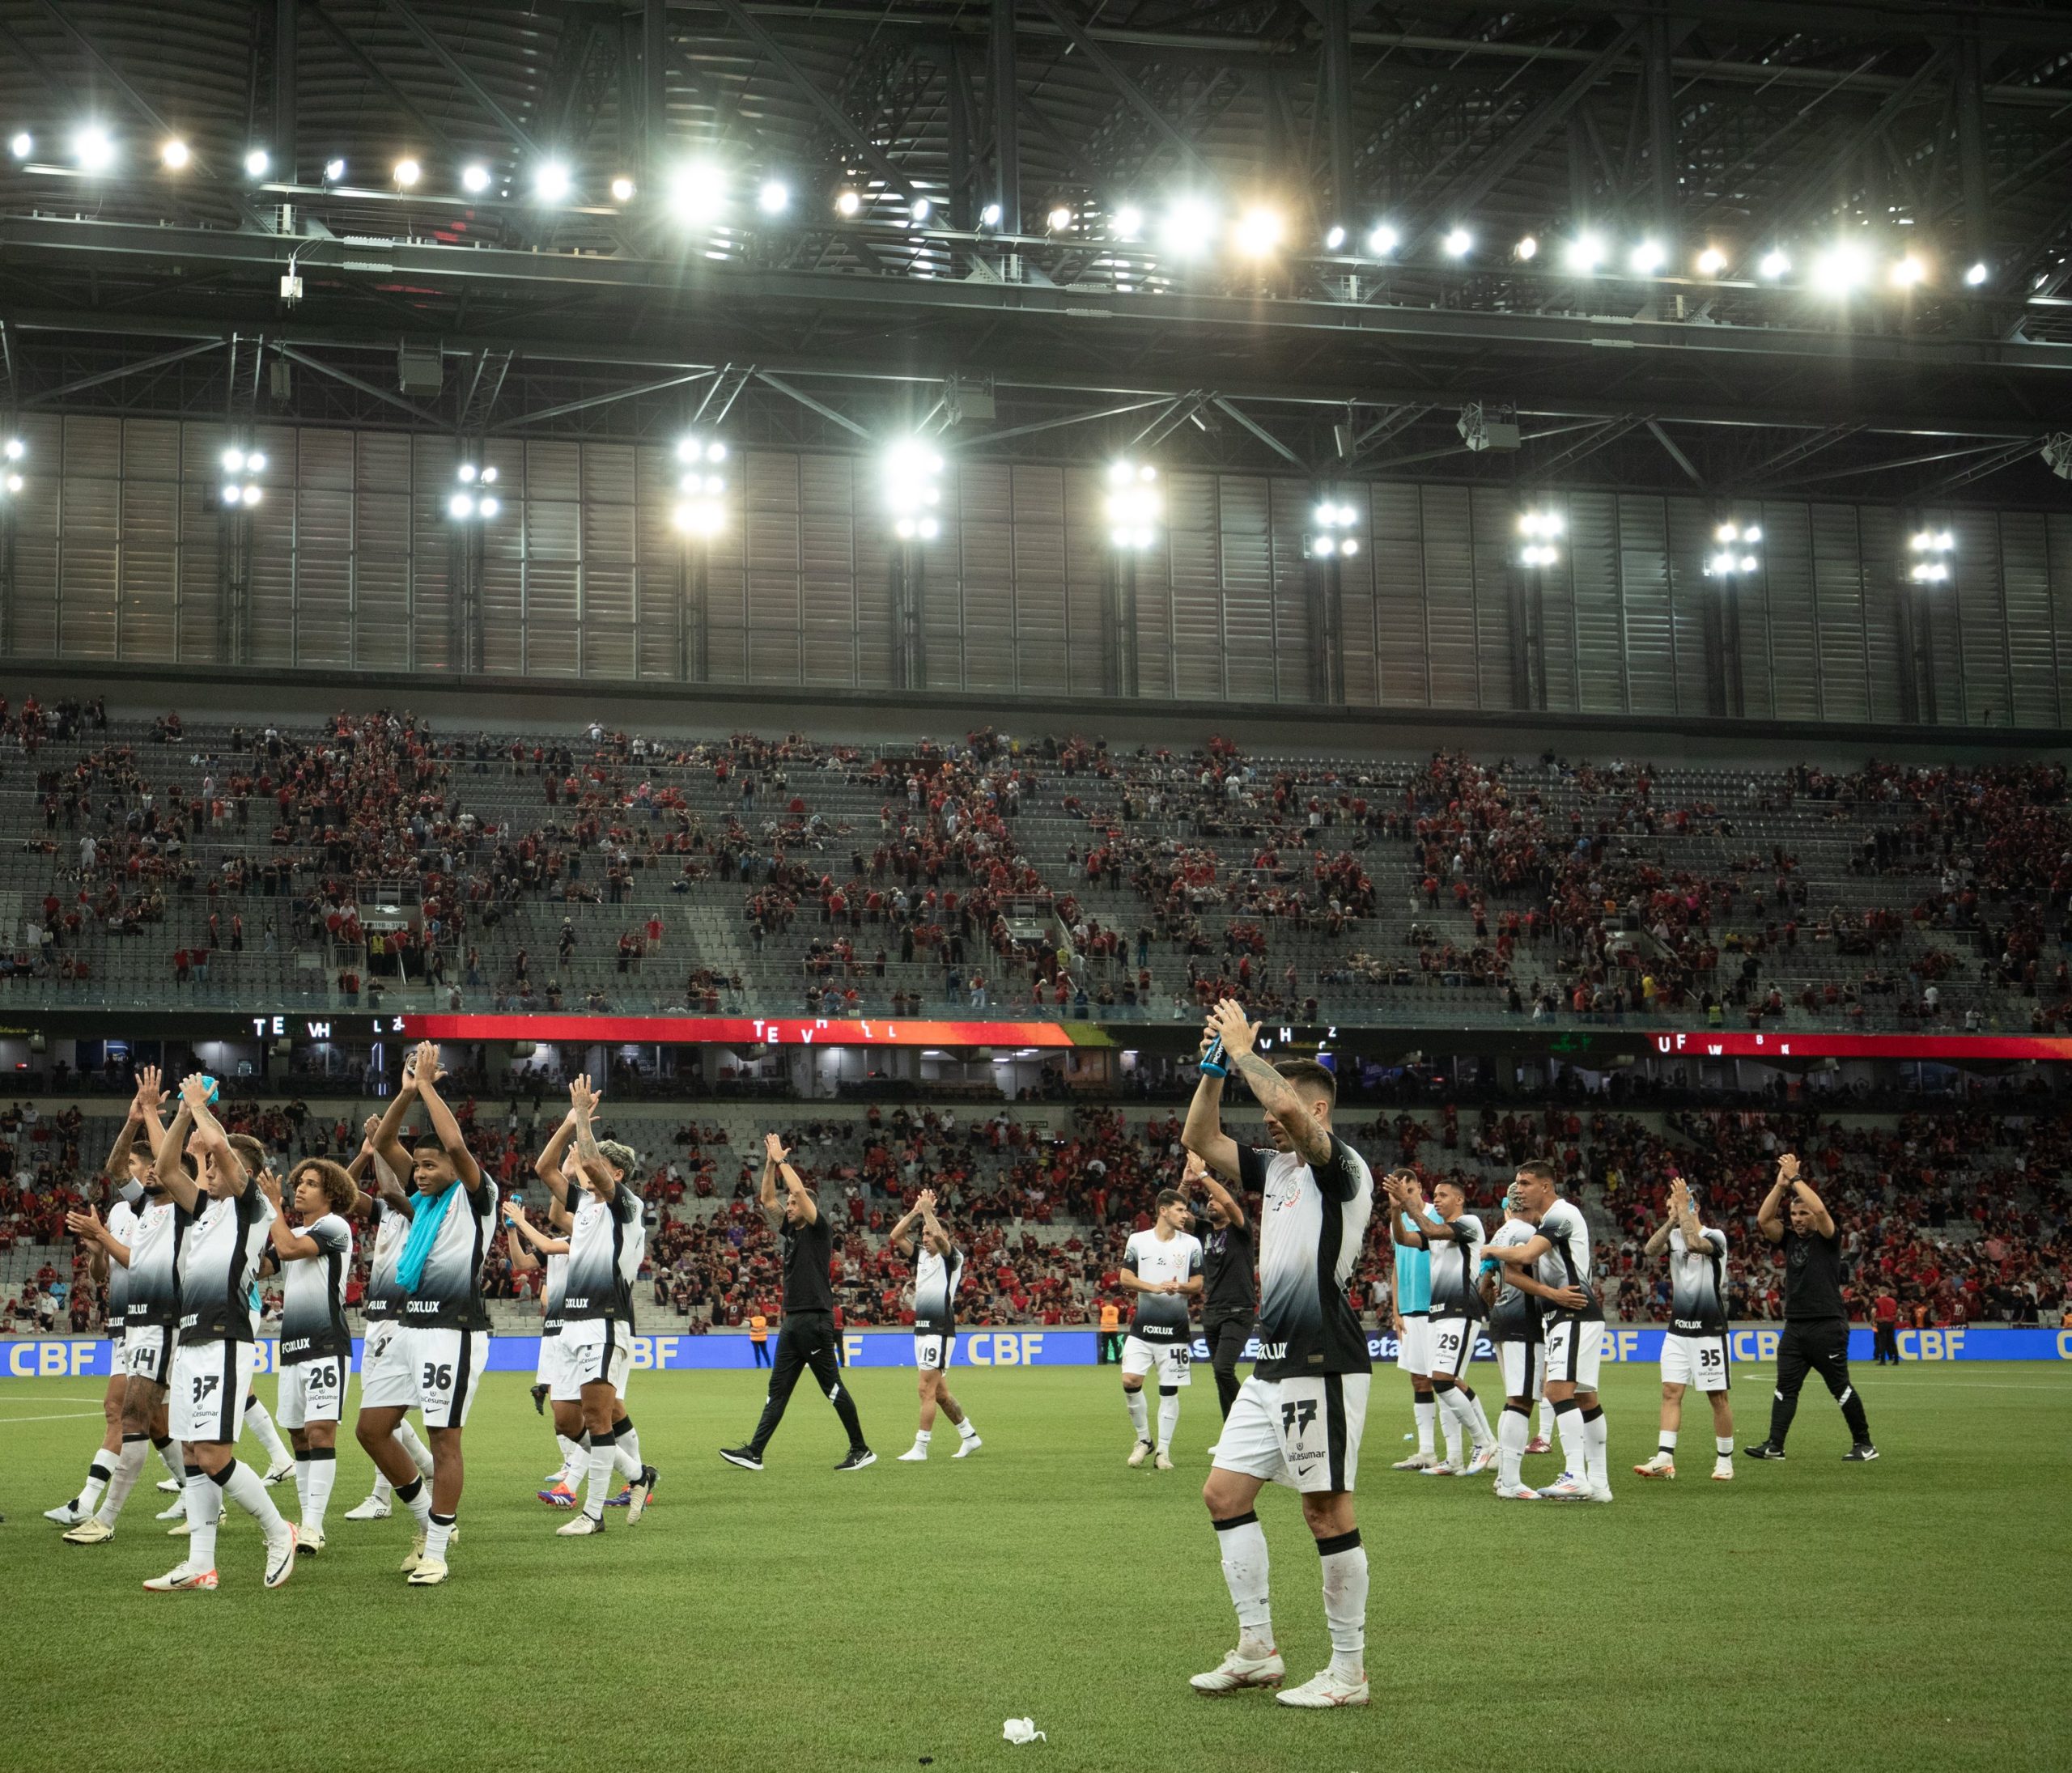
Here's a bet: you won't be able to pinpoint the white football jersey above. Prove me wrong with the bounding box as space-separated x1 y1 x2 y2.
1123 1228 1201 1342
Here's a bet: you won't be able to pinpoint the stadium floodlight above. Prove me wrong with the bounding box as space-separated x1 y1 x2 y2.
1964 261 1988 286
758 178 791 216
1324 224 1347 251
668 160 728 225
323 157 346 183
448 492 475 519
1103 460 1161 553
1811 240 1870 295
219 443 265 511
1564 233 1605 274
1517 508 1564 566
1909 526 1955 583
1112 204 1144 240
1365 223 1399 257
3 436 23 460
673 434 730 537
884 438 946 541
1758 248 1790 279
1696 246 1727 276
1233 206 1284 257
1514 234 1539 261
1306 495 1361 562
1441 227 1473 258
160 138 190 171
1047 203 1074 233
74 126 116 174
461 163 492 194
1889 253 1926 289
450 461 500 522
979 202 1003 228
9 132 32 159
610 175 636 203
393 158 422 189
910 196 932 223
1706 520 1763 579
1630 239 1666 274
835 189 861 217
242 146 270 179
534 161 572 203
1158 196 1219 259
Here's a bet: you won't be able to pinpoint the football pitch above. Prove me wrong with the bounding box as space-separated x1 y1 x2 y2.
4 1361 2066 1773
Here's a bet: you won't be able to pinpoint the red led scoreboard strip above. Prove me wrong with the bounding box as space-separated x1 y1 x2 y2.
1640 1030 2072 1060
402 1013 1076 1048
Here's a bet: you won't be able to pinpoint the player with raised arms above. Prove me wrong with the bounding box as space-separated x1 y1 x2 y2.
892 1188 981 1461
1633 1175 1736 1482
1182 1001 1375 1710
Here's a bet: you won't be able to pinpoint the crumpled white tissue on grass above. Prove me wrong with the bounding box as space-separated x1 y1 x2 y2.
1002 1718 1047 1745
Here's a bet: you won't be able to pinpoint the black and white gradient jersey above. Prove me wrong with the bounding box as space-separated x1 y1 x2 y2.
1485 1219 1542 1342
398 1177 499 1333
1236 1134 1375 1381
562 1185 643 1327
1667 1224 1730 1335
359 1198 409 1322
176 1186 275 1345
104 1198 139 1320
124 1195 184 1329
1122 1228 1202 1342
912 1241 965 1336
1427 1211 1488 1320
278 1212 354 1364
1533 1197 1603 1321
540 1249 569 1336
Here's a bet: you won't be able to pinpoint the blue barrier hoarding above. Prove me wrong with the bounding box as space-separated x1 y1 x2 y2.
6 1324 2069 1378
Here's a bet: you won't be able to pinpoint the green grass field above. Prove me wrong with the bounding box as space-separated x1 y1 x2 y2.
4 1360 2066 1773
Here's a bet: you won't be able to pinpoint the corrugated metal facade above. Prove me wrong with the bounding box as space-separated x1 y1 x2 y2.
2 414 2066 728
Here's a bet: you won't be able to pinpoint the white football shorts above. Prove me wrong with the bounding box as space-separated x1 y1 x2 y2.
1543 1317 1606 1391
1661 1330 1731 1393
169 1338 253 1444
1212 1372 1371 1495
1120 1334 1191 1388
277 1354 347 1428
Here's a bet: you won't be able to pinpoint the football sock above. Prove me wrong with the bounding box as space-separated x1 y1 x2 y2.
1442 1420 1463 1467
1316 1529 1368 1680
957 1417 979 1440
78 1452 114 1512
371 1473 395 1504
1497 1404 1529 1489
555 1434 586 1485
304 1447 337 1535
154 1436 185 1482
1463 1386 1497 1451
1716 1435 1736 1459
1156 1386 1180 1453
427 1512 455 1561
612 1417 642 1479
911 1428 933 1448
1414 1397 1437 1457
185 1470 223 1568
244 1394 291 1469
396 1474 434 1529
1125 1387 1150 1443
584 1431 618 1521
1436 1384 1478 1454
1552 1397 1585 1478
1582 1404 1607 1487
96 1434 150 1525
1539 1398 1557 1440
1659 1428 1679 1455
395 1420 435 1478
1212 1511 1272 1656
294 1456 311 1514
223 1460 288 1537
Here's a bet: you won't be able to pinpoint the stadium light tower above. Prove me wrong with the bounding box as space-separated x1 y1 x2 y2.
1908 524 1955 583
1900 515 1956 722
673 433 730 681
884 439 945 689
1516 507 1564 568
1101 461 1161 697
0 432 23 655
1705 517 1764 581
1306 494 1361 703
215 441 270 664
447 456 502 672
1701 517 1763 716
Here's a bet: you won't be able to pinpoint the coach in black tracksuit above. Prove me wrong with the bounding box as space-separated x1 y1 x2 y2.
720 1135 874 1473
1746 1152 1879 1463
1191 1156 1256 1420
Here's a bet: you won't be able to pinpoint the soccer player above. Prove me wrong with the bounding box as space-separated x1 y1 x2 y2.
1390 1174 1497 1476
1479 1189 1557 1500
515 1105 587 1505
1634 1175 1735 1482
46 1082 163 1529
257 1158 359 1550
1487 1159 1612 1502
341 1124 437 1522
546 1075 654 1534
1744 1153 1878 1464
1119 1187 1202 1470
146 1075 298 1591
355 1041 499 1585
1184 1001 1375 1710
1192 1152 1255 1422
720 1133 874 1472
1383 1169 1441 1471
891 1188 980 1461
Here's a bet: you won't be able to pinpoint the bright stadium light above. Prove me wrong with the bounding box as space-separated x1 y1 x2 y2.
1889 253 1927 289
219 443 266 510
393 157 422 189
74 125 116 174
1113 204 1144 240
673 434 730 537
835 189 861 217
1517 509 1564 567
242 146 270 179
1565 233 1605 274
323 156 347 183
979 202 1003 228
1441 226 1473 258
1104 460 1161 553
1811 240 1870 295
450 461 500 522
910 196 932 223
461 163 492 194
884 439 945 541
1630 239 1666 274
669 160 728 225
1514 234 1539 261
1365 223 1399 257
1759 248 1790 280
1706 520 1763 579
1324 224 1347 251
1158 195 1219 259
1908 526 1955 583
3 436 24 460
1233 205 1284 257
1047 203 1075 233
10 132 32 159
1696 245 1727 276
1964 261 1989 286
758 178 791 215
534 161 572 203
1306 496 1361 562
160 138 190 171
611 175 636 203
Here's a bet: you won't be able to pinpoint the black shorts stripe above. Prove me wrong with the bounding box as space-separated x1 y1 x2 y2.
214 1342 240 1442
1323 1373 1348 1492
444 1328 477 1427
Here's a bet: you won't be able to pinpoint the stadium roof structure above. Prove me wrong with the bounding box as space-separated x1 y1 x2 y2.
0 0 2069 504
